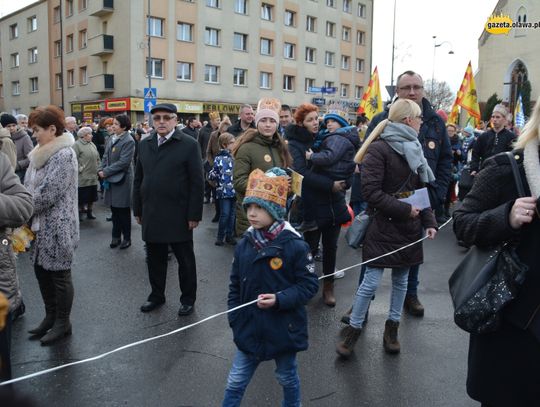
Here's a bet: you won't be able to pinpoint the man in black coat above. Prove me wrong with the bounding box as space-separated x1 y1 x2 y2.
228 104 255 138
133 104 204 316
364 70 452 317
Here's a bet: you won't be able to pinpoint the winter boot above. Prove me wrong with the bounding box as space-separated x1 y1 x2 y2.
383 319 401 354
28 268 57 337
86 208 96 220
40 270 74 345
336 325 362 358
322 280 336 307
403 294 425 317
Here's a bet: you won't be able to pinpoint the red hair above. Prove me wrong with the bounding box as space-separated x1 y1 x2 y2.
294 103 318 126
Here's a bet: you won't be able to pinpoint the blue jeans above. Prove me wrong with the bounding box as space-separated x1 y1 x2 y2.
349 266 410 329
223 350 301 407
217 198 236 241
407 264 419 295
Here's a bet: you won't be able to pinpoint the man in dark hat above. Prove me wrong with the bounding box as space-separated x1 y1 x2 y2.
133 103 204 316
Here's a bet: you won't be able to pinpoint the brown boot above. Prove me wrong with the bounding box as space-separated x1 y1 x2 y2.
383 320 400 354
322 280 336 307
336 325 362 358
403 294 424 317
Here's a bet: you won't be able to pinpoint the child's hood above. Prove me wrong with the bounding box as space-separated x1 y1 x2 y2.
330 126 360 149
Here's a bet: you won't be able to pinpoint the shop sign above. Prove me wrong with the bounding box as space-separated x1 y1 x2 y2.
203 103 244 114
105 98 130 111
71 104 82 113
83 103 104 112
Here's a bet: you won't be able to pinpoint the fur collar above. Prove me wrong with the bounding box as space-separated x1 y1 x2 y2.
28 133 74 169
523 137 540 198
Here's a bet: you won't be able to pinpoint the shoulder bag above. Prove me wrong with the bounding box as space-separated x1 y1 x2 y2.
449 152 529 334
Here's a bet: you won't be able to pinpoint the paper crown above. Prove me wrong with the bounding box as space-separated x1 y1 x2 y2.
243 168 288 220
209 111 220 120
323 102 349 127
257 98 282 114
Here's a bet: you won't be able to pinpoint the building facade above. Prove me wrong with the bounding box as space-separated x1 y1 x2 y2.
0 0 374 123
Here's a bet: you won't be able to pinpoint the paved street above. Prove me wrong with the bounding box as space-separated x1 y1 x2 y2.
9 201 475 407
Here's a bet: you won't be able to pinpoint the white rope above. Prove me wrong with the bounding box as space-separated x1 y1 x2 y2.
1 217 452 385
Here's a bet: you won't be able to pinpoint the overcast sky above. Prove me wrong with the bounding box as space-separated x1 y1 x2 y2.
2 0 500 100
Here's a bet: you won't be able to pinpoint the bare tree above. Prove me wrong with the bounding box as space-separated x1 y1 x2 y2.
424 79 454 111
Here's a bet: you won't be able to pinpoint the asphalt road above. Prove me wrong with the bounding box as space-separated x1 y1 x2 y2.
8 201 476 407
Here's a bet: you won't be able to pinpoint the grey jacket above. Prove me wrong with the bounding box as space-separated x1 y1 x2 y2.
11 129 34 172
24 134 79 271
100 132 135 208
0 152 33 310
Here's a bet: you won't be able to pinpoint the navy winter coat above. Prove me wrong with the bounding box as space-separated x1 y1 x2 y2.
227 226 319 360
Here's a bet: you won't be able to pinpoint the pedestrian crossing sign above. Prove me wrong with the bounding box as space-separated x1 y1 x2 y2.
144 87 157 99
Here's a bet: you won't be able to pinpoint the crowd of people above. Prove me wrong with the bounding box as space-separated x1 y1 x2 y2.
0 68 538 406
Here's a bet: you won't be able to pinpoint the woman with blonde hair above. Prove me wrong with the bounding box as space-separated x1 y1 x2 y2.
337 99 437 357
453 99 540 406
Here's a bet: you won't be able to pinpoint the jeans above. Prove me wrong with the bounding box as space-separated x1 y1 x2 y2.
304 224 341 281
349 266 410 329
217 198 236 241
223 350 301 407
407 264 420 295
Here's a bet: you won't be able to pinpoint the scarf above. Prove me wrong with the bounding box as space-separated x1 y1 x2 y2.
380 122 436 183
247 220 286 250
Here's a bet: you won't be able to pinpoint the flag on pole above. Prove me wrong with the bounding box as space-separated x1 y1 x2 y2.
448 99 461 124
456 61 481 126
357 66 383 120
514 93 525 129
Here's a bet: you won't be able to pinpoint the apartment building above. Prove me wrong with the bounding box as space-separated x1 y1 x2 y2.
0 0 374 123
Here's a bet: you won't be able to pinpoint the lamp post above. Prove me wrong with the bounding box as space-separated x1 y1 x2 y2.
147 0 153 127
431 35 454 97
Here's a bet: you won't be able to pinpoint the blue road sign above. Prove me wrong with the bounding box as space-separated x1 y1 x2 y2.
143 87 157 99
322 87 337 94
309 86 322 93
312 97 326 106
144 98 157 113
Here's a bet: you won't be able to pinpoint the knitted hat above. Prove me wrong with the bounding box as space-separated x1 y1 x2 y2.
255 97 281 126
462 125 474 136
243 168 288 220
323 102 349 128
492 104 508 117
0 114 17 128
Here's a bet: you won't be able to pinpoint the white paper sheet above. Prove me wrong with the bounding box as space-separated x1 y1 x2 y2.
398 187 431 210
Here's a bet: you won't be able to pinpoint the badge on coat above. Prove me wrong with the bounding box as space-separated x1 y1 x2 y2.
264 154 272 163
428 141 436 150
270 257 283 270
112 147 117 153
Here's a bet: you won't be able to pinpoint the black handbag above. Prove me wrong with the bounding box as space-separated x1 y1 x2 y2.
458 165 474 201
345 211 371 249
449 152 529 334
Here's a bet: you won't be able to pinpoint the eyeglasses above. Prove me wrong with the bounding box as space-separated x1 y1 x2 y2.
398 85 424 92
152 114 176 122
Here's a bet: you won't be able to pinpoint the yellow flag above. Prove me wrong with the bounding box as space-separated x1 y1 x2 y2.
358 66 383 120
457 61 481 125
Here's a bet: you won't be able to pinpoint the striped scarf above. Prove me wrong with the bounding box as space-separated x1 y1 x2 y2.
248 220 286 250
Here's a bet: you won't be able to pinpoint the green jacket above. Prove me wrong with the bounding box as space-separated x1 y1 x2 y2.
233 132 285 235
72 139 100 187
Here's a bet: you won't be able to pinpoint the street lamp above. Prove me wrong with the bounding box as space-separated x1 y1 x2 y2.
431 35 454 96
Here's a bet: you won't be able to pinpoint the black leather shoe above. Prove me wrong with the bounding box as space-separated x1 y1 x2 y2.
119 240 131 249
106 216 113 222
177 304 194 316
140 301 165 313
110 238 121 248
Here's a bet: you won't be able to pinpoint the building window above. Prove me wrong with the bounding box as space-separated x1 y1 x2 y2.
80 0 88 10
233 33 248 51
342 26 351 41
55 73 63 89
355 85 364 99
28 16 37 32
343 0 352 13
324 80 334 89
28 77 39 93
233 68 247 86
341 55 350 70
261 3 273 21
205 27 220 46
79 29 87 48
357 2 366 17
355 58 365 72
305 78 315 93
147 17 164 37
54 6 61 23
66 0 74 16
284 10 295 26
283 42 295 59
260 38 273 55
67 69 75 87
283 75 294 91
54 40 62 57
66 34 74 52
80 66 88 85
234 0 248 14
260 72 272 89
0 58 2 72
206 0 220 8
305 47 316 63
340 84 349 97
177 22 193 42
205 64 219 83
325 51 335 66
28 48 38 64
326 21 335 37
306 16 316 32
10 53 20 68
12 81 21 96
326 0 335 7
9 24 18 39
356 30 366 45
177 61 193 81
147 58 164 78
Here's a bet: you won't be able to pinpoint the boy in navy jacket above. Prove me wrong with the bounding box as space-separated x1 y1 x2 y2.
222 168 319 407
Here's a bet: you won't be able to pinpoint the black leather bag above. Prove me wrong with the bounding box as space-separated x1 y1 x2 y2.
458 165 474 201
449 152 529 334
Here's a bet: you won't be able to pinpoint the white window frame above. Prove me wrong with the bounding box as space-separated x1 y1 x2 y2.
326 21 335 37
260 38 272 55
9 24 18 39
11 53 20 68
147 58 164 78
261 3 273 21
355 85 364 99
12 81 21 96
67 69 75 87
80 29 87 48
324 80 334 89
147 17 164 37
283 75 294 91
28 16 38 32
284 42 295 59
343 0 352 13
55 73 63 90
356 58 365 72
205 27 220 46
206 0 220 8
284 10 295 26
54 7 61 23
66 34 74 53
357 3 366 18
28 48 38 64
54 41 62 57
305 47 315 63
80 66 88 85
205 64 219 83
177 22 193 42
81 0 88 10
66 0 74 16
177 61 193 81
326 0 336 7
306 16 316 32
305 78 315 93
233 68 247 86
260 72 272 89
234 0 248 14
233 32 248 51
340 84 349 97
325 51 335 67
342 26 351 41
341 55 350 70
356 30 366 45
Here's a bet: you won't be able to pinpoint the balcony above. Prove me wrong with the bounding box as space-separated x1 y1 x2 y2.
90 74 114 93
89 0 114 17
88 34 114 56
